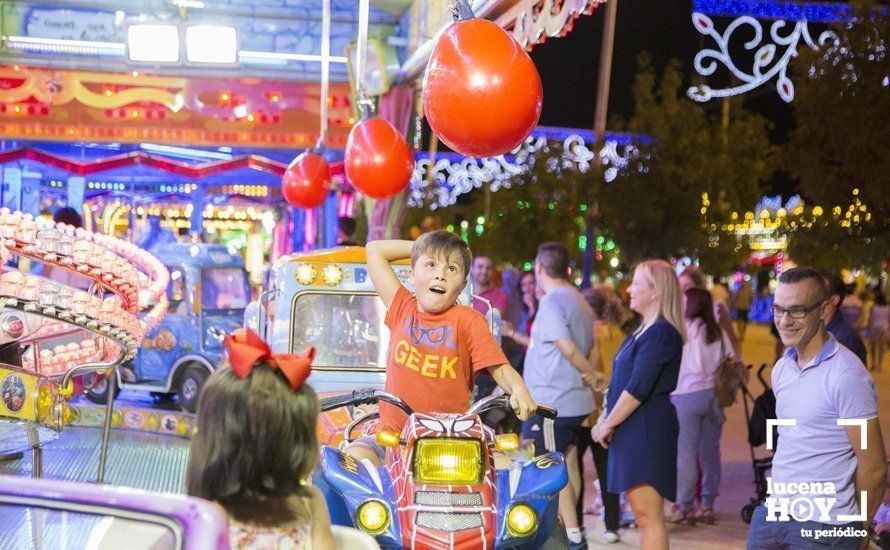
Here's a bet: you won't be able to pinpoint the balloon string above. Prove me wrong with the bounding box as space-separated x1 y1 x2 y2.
317 0 331 150
355 0 371 110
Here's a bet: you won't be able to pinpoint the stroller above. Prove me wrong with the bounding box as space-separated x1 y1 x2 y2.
739 364 776 524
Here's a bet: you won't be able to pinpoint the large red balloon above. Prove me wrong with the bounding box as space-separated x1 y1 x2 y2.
344 117 414 199
423 18 543 158
282 152 332 209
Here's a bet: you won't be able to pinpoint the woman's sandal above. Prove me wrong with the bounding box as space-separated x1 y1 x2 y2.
667 505 697 526
698 507 717 525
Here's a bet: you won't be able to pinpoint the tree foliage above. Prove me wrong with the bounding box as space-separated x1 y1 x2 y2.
783 1 890 272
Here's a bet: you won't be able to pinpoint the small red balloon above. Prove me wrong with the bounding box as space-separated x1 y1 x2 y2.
344 117 414 199
282 152 332 209
423 18 543 158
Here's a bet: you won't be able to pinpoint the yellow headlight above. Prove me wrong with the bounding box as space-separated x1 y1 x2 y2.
506 503 537 537
413 438 483 485
356 500 390 534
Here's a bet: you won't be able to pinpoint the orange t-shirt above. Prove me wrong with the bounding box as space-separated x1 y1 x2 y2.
379 286 508 432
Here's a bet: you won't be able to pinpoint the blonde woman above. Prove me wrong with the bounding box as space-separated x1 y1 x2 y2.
593 260 685 550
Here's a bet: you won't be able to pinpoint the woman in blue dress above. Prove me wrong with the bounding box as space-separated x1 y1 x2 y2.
593 260 685 550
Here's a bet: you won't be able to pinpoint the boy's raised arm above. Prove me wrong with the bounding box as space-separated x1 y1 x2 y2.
366 240 413 309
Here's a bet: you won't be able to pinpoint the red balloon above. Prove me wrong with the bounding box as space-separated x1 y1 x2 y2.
423 18 543 158
282 152 332 209
344 117 414 199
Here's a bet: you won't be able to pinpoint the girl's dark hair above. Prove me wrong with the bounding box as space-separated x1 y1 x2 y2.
186 364 319 506
53 207 83 228
515 271 537 311
684 288 721 344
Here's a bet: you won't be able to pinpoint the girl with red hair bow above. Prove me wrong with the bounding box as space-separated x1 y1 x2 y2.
186 328 335 549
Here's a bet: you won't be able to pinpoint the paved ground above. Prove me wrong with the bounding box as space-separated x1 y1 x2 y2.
581 322 890 548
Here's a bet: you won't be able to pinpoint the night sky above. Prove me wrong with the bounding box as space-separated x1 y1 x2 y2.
527 0 798 195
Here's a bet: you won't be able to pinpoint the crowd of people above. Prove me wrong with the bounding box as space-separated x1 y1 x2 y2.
179 231 887 550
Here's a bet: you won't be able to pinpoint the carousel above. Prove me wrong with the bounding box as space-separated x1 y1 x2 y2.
0 208 167 482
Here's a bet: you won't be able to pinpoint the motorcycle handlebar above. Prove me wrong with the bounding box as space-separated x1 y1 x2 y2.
467 394 559 419
319 389 413 416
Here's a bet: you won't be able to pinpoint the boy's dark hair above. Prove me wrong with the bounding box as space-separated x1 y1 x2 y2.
536 242 570 280
53 207 82 228
186 365 319 507
684 288 721 344
778 267 828 301
411 230 472 278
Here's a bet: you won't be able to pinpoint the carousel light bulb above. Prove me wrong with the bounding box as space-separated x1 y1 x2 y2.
321 264 343 287
295 263 317 285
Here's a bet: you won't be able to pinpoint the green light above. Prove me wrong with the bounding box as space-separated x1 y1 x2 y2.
475 224 484 235
523 262 532 271
525 201 531 208
548 203 555 210
446 224 454 232
596 236 605 245
605 240 615 251
578 236 587 250
580 204 587 212
476 216 485 224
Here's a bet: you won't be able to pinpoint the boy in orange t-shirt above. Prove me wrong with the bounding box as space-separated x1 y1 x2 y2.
347 231 536 466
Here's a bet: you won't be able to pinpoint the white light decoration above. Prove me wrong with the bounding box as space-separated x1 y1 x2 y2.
3 36 125 57
409 133 644 209
687 12 837 103
186 25 237 64
128 25 180 63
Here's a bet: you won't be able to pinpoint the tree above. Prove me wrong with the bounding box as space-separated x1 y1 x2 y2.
602 55 774 273
783 1 890 272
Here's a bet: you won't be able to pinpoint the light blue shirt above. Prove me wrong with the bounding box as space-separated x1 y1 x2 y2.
523 285 595 418
771 334 878 523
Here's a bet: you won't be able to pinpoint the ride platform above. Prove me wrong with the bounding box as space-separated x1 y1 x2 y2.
0 391 191 494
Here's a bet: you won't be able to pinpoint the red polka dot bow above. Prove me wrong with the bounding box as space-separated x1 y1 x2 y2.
223 328 315 391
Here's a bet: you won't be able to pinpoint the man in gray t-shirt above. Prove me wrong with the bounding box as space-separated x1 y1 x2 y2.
521 242 601 550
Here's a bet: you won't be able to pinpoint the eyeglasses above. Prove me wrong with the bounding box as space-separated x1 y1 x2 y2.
771 301 825 320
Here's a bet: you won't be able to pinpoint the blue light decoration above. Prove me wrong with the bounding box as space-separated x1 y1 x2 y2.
691 0 850 23
688 0 848 103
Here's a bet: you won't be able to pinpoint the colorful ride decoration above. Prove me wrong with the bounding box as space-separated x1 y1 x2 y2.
67 403 196 440
423 1 543 158
0 208 168 459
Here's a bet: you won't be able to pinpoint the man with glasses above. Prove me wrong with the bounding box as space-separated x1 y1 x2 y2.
747 267 886 549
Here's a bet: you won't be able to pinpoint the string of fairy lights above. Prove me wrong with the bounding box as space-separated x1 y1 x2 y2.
701 189 874 252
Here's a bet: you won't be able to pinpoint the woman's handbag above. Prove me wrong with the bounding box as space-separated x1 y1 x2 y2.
715 338 745 407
